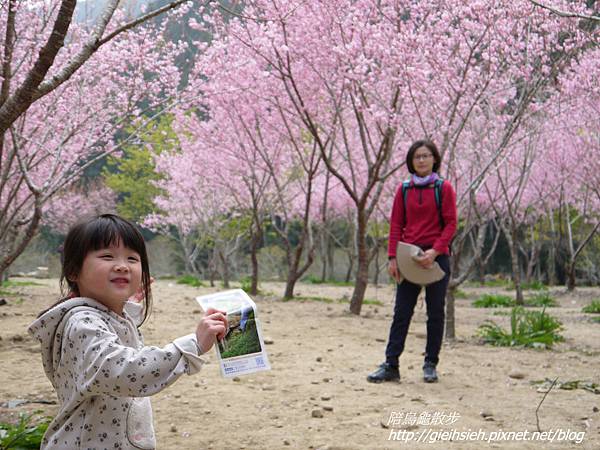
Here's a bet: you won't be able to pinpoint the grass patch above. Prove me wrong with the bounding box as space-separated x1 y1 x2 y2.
582 300 600 314
1 280 42 287
492 310 511 316
288 295 335 303
0 289 15 297
0 411 51 449
531 378 600 394
477 306 564 348
219 314 262 358
176 275 206 288
522 280 547 291
590 316 600 324
484 279 514 288
301 275 353 286
362 298 384 306
525 291 558 307
472 293 515 308
283 295 383 306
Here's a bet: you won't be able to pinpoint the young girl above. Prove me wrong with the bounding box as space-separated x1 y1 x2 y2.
28 214 228 450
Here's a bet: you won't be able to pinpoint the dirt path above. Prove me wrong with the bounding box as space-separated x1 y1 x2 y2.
1 279 599 449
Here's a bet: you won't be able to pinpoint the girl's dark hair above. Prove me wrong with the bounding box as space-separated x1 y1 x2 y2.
405 140 442 174
42 214 152 324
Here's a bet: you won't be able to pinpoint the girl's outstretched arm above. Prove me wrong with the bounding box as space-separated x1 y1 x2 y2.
62 310 205 399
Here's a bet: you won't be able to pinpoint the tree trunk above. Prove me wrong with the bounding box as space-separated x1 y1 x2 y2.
510 232 524 305
319 226 328 282
350 210 369 315
566 261 576 292
327 235 335 280
249 230 260 296
219 250 230 288
373 247 380 286
547 212 557 285
444 284 456 340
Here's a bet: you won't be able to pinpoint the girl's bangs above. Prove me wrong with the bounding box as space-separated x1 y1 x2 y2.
86 217 146 255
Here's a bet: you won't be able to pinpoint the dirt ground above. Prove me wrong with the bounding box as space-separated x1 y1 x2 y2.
1 278 599 449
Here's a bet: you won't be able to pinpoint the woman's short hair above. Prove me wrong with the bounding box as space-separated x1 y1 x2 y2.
405 140 441 174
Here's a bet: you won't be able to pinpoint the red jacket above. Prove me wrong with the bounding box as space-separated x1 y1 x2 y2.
387 179 457 257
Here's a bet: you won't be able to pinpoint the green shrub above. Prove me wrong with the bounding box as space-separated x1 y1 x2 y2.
582 300 600 314
302 274 323 284
483 279 514 288
0 412 51 449
526 291 558 307
240 276 251 293
522 280 547 291
301 275 353 287
472 294 515 308
176 275 205 288
477 306 564 348
220 316 261 358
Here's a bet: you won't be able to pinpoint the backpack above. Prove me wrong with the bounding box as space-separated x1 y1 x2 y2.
402 179 445 229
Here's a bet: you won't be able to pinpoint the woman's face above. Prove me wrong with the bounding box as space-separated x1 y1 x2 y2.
413 146 435 177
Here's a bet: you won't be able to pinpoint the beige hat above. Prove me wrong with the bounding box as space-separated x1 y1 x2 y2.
395 242 445 285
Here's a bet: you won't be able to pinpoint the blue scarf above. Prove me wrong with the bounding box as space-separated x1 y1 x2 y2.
411 172 439 186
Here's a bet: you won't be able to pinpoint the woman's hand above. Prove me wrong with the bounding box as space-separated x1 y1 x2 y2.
196 308 229 354
388 258 401 283
415 249 440 268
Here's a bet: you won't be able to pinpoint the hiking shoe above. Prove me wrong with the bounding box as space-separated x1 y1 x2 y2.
423 362 438 383
367 363 400 383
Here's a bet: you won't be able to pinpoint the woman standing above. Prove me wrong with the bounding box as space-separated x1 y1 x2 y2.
367 140 457 383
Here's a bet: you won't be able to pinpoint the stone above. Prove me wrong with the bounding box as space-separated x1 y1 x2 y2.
321 395 331 401
593 406 599 413
311 409 324 418
508 370 526 379
316 357 323 362
232 377 241 382
264 338 274 345
480 410 493 418
323 406 334 412
0 299 7 306
170 425 178 432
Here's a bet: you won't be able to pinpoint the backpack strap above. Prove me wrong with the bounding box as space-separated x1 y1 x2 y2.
401 179 445 229
434 179 444 228
401 180 410 226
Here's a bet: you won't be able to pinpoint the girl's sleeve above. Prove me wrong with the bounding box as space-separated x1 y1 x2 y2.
387 185 405 258
63 311 204 398
433 181 457 254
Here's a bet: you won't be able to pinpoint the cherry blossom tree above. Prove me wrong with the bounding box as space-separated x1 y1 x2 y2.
0 0 192 278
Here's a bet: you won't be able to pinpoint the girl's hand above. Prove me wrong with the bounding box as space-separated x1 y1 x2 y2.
416 249 439 268
196 308 228 354
129 277 155 303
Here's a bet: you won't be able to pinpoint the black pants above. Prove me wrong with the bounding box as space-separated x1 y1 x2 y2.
385 254 450 367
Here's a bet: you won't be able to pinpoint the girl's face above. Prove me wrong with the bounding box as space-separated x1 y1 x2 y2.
413 146 435 177
72 241 142 314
